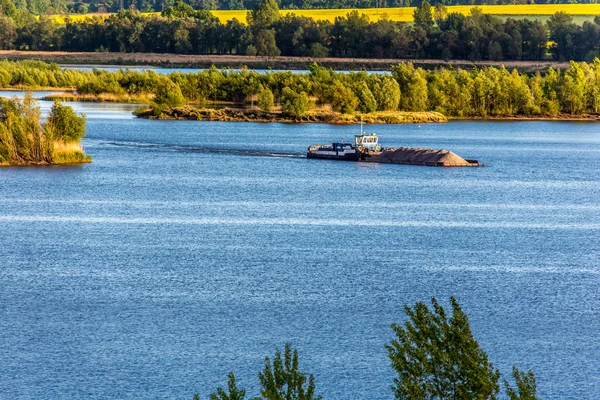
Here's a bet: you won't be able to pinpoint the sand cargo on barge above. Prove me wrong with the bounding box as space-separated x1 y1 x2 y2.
307 130 480 167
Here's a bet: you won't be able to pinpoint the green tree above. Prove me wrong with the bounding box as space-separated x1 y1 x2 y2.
308 43 328 58
585 58 600 114
386 297 501 400
0 0 16 17
257 343 322 400
27 0 50 14
248 0 279 30
488 41 503 61
392 63 426 111
433 3 447 24
413 0 433 30
45 101 86 143
154 78 186 108
162 0 213 19
560 60 586 114
376 76 401 111
76 3 88 13
355 81 377 113
246 45 258 56
546 11 576 61
328 80 358 114
247 0 281 56
254 29 280 57
504 366 539 400
541 67 561 116
527 72 544 115
280 87 309 118
0 16 17 49
258 86 275 112
210 372 246 400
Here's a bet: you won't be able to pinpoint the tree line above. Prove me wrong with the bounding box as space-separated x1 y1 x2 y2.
194 298 539 400
1 0 600 62
3 58 600 118
0 0 591 15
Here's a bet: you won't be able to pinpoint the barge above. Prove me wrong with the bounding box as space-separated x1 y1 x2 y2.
307 127 480 167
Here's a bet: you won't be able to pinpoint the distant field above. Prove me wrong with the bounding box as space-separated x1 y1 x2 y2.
52 4 600 24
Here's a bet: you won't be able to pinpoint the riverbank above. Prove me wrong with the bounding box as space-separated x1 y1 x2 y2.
41 92 152 104
0 50 571 72
135 106 448 124
449 114 600 121
4 90 598 123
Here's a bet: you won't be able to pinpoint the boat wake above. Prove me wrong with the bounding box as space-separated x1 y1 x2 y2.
100 141 306 158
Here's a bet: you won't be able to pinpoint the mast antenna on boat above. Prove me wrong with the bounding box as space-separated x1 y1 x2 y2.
360 116 363 135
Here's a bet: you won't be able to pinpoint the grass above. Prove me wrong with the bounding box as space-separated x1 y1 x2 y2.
52 141 92 164
52 4 600 24
42 92 153 103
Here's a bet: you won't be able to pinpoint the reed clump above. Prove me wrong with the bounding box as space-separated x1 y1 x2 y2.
42 92 153 104
0 94 90 166
52 141 91 164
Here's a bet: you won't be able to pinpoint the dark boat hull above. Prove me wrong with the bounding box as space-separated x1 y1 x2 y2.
306 152 360 161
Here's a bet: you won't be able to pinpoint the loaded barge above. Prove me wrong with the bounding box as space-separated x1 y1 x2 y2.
307 128 480 167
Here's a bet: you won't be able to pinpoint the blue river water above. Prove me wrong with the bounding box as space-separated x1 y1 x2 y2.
1 101 600 399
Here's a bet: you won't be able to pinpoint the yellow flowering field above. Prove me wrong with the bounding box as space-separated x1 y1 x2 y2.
51 4 600 25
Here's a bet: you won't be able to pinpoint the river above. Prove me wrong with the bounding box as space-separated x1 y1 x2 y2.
1 100 599 399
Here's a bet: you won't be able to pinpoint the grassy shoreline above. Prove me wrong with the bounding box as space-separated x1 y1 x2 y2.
3 91 598 122
136 106 600 123
448 115 600 121
0 142 92 167
0 88 151 103
135 106 448 124
41 92 152 103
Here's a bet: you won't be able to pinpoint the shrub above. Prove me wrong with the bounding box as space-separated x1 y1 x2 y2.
258 86 274 112
280 87 309 117
328 81 358 114
45 101 86 143
154 78 186 108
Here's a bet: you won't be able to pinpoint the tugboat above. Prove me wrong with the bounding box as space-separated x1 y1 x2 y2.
307 123 480 167
306 141 360 161
306 123 374 161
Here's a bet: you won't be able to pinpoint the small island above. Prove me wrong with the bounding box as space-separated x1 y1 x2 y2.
0 96 90 166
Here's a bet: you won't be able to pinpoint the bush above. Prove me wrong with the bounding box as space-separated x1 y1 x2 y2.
280 87 309 117
154 78 186 108
376 76 401 111
328 81 358 114
45 101 86 143
258 86 274 112
356 81 377 113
